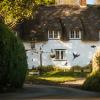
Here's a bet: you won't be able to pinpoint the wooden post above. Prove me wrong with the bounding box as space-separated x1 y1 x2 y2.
39 47 43 75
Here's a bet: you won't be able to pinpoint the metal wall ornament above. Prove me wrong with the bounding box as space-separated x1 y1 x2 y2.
65 60 67 65
91 45 96 48
73 52 80 60
50 49 55 58
50 53 55 58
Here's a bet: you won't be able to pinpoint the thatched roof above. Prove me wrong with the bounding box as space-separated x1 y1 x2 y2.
17 5 100 41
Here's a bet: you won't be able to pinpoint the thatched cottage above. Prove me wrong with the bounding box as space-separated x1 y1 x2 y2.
23 0 100 69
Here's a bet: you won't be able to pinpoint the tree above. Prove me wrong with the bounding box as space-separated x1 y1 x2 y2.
0 0 33 27
0 22 28 91
0 0 55 28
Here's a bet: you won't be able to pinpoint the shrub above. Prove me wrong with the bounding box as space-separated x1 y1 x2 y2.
83 71 100 92
70 65 82 72
82 64 92 73
83 50 100 91
92 50 100 72
0 23 28 92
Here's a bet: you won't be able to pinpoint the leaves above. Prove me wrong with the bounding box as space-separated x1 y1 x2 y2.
0 0 55 27
0 0 33 27
0 22 28 91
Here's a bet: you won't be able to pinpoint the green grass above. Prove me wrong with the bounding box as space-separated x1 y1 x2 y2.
38 76 75 83
42 71 88 77
26 71 88 85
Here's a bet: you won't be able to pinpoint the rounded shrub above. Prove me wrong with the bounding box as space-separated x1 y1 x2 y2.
0 22 28 91
83 50 100 92
83 71 100 92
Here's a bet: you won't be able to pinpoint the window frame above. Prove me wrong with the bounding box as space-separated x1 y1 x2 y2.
54 49 66 61
69 29 81 40
48 30 60 40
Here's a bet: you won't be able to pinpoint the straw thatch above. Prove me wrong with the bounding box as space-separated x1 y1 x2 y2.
16 5 100 42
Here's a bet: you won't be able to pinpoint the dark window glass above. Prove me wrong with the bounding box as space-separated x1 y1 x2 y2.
55 51 59 59
54 31 59 38
61 51 64 59
49 30 53 38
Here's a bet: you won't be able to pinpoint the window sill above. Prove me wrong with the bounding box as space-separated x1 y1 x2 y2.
54 59 66 61
69 38 81 40
48 39 60 40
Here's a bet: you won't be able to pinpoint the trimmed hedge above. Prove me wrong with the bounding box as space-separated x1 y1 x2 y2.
83 71 100 92
83 50 100 92
0 23 28 92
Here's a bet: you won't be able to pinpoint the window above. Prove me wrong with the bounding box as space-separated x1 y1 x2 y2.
55 49 66 60
48 30 53 38
76 30 80 38
54 31 59 38
99 30 100 40
70 30 74 38
48 30 60 39
69 29 81 39
55 51 59 59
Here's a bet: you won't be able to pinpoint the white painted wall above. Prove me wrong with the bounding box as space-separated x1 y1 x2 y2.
24 40 100 69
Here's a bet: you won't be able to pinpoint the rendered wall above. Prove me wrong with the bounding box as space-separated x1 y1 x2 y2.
24 40 100 69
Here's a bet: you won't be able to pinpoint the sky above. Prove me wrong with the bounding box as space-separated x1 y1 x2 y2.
87 0 95 4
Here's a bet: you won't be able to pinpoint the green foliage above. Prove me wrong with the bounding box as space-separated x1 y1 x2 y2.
28 65 88 77
26 70 88 85
0 0 33 27
83 50 100 91
42 71 87 78
0 22 27 91
0 0 55 27
34 0 55 5
95 53 100 71
83 71 100 92
70 65 82 71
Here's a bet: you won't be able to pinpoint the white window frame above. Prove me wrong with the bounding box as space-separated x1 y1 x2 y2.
48 30 60 40
69 30 81 40
55 49 66 60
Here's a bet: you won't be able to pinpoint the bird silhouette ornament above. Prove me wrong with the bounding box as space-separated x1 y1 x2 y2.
65 60 67 65
73 52 80 60
91 45 96 48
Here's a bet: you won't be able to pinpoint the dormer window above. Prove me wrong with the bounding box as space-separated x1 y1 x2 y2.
69 29 81 40
48 30 53 39
48 30 60 40
99 30 100 40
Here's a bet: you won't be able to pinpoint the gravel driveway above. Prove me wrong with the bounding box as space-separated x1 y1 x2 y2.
0 84 100 100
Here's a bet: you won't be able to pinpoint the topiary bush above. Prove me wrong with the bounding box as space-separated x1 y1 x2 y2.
83 71 100 92
83 50 100 92
92 50 100 72
0 22 28 92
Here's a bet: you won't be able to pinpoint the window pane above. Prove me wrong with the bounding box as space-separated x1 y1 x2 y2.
76 30 79 38
70 29 81 39
54 31 59 38
55 51 59 59
71 30 74 38
61 51 64 59
49 31 53 38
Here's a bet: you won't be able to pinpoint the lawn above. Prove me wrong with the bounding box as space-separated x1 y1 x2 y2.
26 71 88 85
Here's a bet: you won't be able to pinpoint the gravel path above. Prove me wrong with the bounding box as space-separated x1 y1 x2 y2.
0 84 100 100
60 78 85 88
